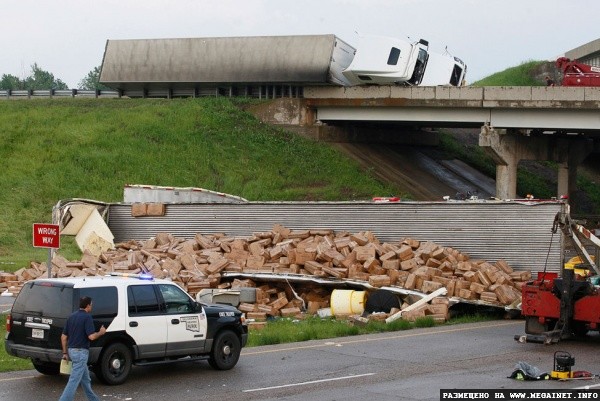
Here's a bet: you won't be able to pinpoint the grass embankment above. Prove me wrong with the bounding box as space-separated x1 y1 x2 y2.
0 98 400 268
0 316 33 372
471 60 547 86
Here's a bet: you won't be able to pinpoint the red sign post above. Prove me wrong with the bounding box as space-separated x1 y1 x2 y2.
33 223 60 249
33 223 60 278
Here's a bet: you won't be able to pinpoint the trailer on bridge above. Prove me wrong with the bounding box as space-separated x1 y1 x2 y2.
99 34 357 96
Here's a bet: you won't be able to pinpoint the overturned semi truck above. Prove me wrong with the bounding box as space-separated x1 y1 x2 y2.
98 34 467 98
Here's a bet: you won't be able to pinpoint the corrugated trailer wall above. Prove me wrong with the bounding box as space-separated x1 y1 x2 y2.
106 201 563 272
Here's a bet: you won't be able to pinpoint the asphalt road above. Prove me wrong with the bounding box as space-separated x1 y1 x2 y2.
1 320 599 401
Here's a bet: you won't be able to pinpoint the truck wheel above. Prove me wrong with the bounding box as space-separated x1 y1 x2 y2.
32 361 60 375
94 343 132 385
208 330 241 370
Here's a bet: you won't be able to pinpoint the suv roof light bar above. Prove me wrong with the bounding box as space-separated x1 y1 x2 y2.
107 272 154 280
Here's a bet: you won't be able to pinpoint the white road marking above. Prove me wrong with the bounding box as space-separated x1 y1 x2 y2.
243 372 376 393
0 376 36 382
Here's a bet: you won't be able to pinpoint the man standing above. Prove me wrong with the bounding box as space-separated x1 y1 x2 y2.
58 296 106 401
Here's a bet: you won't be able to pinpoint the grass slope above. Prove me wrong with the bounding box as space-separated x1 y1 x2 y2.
0 98 399 267
471 60 547 86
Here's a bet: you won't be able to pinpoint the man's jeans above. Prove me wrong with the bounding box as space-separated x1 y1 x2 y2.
58 348 100 401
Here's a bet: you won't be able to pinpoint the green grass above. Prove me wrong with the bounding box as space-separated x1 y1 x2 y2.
246 315 436 347
471 60 548 86
0 315 33 372
0 98 399 269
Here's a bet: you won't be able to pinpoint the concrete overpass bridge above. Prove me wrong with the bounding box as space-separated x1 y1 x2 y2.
255 85 600 201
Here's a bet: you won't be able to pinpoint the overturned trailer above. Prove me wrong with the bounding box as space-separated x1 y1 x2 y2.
50 197 569 315
56 197 563 273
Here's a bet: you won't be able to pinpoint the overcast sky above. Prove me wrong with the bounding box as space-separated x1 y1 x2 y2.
2 0 598 88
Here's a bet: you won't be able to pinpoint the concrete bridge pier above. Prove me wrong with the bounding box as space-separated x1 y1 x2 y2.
556 138 592 199
479 125 592 200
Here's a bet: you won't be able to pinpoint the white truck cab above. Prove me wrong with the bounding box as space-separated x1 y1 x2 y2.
342 34 430 86
420 51 467 86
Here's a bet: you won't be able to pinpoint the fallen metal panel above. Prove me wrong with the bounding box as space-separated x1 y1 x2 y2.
123 184 248 204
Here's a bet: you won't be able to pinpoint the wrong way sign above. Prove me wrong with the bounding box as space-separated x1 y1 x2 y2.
33 223 60 249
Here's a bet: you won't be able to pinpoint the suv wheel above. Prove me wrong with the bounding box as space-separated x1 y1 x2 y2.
32 361 60 375
95 343 132 385
208 330 240 370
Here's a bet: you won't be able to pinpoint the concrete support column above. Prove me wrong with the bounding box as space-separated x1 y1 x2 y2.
479 126 519 199
557 162 569 198
558 137 593 203
480 126 593 201
495 163 519 200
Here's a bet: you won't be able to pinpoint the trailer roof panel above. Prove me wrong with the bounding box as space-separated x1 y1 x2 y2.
99 34 352 87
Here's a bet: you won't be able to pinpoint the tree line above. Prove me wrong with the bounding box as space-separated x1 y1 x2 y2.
0 64 108 91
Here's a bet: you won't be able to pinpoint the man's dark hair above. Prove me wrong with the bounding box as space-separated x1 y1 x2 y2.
79 296 92 309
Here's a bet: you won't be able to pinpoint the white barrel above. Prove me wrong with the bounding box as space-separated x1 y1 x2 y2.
330 289 366 316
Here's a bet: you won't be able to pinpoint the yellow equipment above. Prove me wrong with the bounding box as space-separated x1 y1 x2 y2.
550 351 575 380
564 255 596 277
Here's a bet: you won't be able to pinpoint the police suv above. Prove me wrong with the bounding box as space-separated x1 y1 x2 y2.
5 273 248 385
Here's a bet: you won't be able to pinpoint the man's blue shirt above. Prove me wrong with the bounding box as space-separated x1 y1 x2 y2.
63 309 95 349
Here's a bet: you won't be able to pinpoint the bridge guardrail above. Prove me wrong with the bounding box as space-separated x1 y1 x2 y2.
1 84 304 99
0 89 120 99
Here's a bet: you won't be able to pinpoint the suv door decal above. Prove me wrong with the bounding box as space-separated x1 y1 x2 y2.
179 316 200 332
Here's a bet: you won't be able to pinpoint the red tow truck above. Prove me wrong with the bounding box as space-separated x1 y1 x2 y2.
517 205 600 344
556 57 600 87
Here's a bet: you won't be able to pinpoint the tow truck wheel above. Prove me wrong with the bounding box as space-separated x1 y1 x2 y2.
95 342 132 385
208 330 241 370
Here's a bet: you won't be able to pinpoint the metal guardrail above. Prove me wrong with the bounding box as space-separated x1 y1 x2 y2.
0 84 304 99
0 89 120 99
